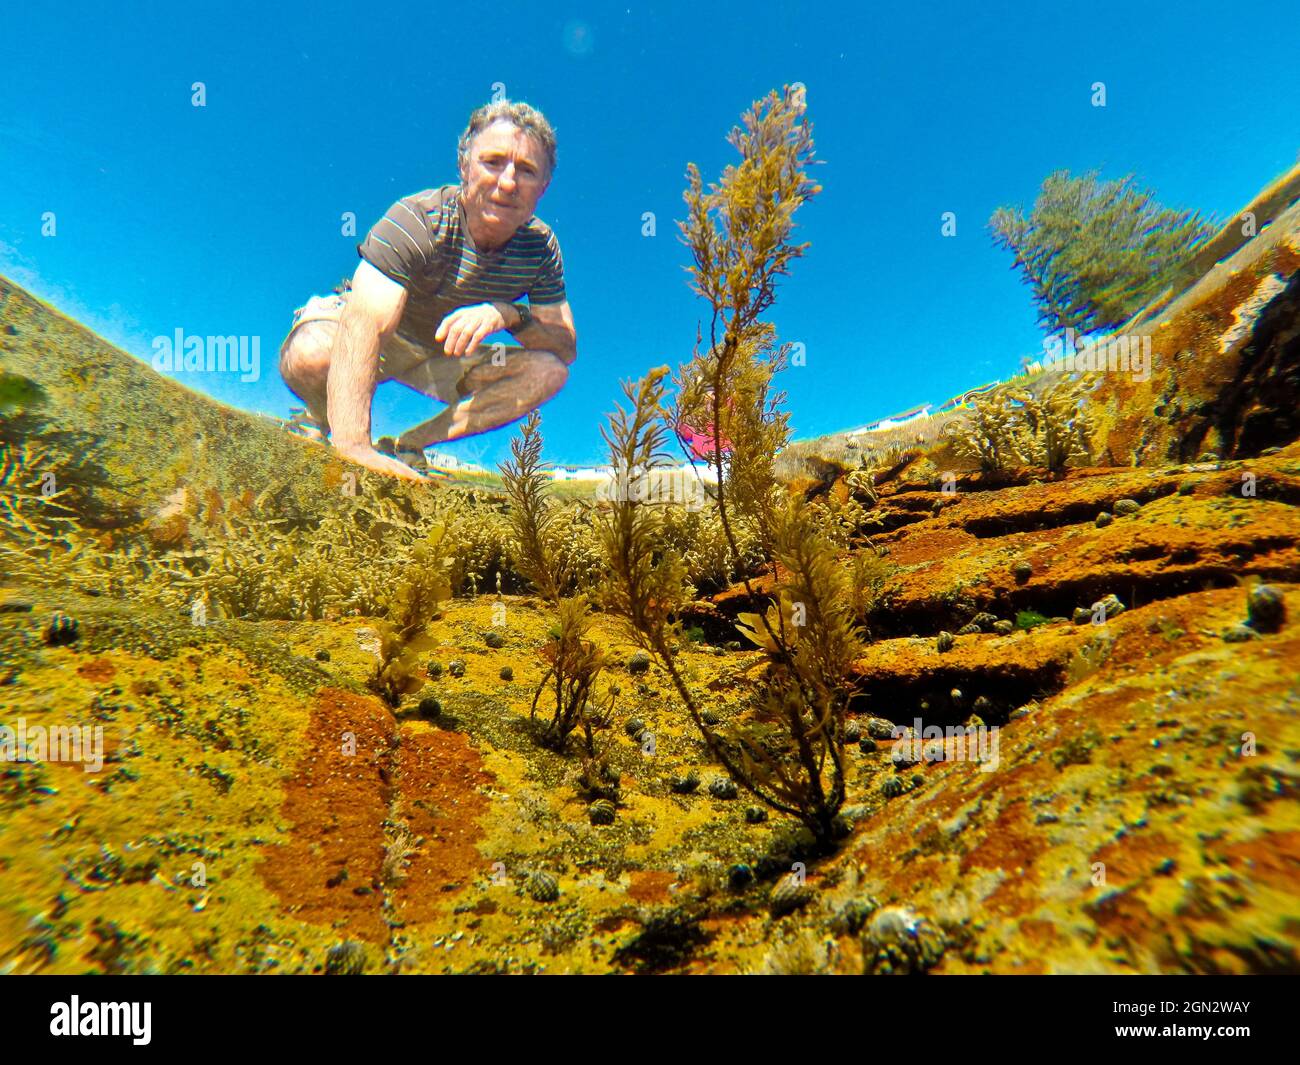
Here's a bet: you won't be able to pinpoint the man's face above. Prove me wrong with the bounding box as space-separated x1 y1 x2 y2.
459 120 550 248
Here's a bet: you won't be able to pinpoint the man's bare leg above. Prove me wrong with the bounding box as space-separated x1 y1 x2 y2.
279 320 336 436
396 350 569 450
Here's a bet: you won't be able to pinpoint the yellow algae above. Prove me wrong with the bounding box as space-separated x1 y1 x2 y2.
3 147 1300 975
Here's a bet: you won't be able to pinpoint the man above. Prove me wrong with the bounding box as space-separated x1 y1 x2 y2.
279 100 577 481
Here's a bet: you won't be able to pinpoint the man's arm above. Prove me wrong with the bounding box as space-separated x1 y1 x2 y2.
328 260 413 469
506 300 577 366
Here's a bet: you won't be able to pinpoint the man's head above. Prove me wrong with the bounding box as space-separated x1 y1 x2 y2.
457 100 557 251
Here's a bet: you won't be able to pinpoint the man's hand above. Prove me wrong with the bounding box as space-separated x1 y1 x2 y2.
435 303 512 357
334 441 425 481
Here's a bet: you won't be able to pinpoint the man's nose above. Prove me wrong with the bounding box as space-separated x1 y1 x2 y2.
498 164 518 191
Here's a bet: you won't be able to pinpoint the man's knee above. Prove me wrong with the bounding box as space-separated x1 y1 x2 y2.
280 321 335 387
512 351 567 404
533 351 568 398
466 349 567 399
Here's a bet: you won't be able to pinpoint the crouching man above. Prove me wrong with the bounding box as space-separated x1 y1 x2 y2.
279 99 577 480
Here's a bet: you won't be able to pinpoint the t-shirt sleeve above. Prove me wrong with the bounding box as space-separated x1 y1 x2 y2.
357 196 437 286
528 229 567 305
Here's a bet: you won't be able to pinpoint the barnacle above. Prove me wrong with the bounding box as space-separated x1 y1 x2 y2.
861 906 946 975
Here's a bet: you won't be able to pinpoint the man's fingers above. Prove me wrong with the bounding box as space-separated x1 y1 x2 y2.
437 306 502 357
465 322 493 355
436 309 472 347
443 317 470 356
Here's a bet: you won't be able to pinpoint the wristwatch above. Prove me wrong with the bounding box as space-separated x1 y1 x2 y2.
509 302 533 333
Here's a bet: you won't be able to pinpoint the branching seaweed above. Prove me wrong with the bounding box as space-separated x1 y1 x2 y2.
594 88 866 848
366 525 452 707
597 361 864 847
500 411 610 753
528 593 609 753
943 376 1092 474
667 86 865 847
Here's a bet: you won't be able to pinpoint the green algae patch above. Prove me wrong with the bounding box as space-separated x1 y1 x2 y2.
0 605 339 973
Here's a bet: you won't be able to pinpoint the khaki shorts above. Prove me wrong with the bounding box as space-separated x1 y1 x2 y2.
279 291 528 404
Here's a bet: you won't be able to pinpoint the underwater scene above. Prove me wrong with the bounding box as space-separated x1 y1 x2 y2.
2 4 1299 983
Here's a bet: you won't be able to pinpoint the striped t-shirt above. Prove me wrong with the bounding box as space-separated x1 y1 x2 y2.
356 184 566 349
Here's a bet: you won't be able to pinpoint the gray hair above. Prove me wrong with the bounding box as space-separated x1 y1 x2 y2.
458 100 557 180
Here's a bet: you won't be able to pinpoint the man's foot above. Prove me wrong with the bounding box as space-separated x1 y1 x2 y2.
287 407 330 442
395 445 430 472
334 442 427 482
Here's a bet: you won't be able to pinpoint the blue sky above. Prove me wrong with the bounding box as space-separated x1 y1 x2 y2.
2 0 1297 469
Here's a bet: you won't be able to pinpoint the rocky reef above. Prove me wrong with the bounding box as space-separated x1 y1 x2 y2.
0 161 1298 976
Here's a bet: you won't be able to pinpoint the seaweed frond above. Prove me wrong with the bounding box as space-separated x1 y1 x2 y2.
366 620 425 708
943 376 1092 474
595 369 694 652
499 409 565 603
382 524 453 643
529 593 608 753
629 85 864 848
380 824 419 887
500 411 609 753
1015 377 1093 471
941 387 1026 473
